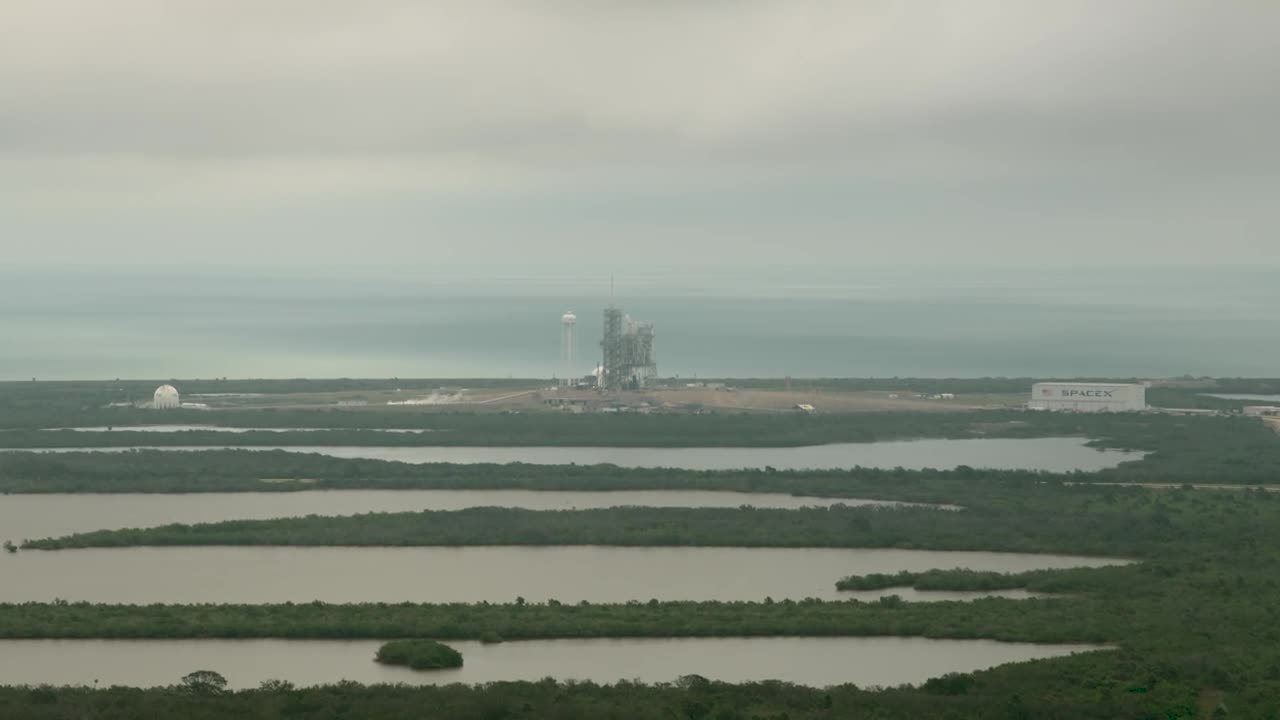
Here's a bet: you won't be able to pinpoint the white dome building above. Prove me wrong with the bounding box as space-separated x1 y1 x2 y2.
153 384 181 410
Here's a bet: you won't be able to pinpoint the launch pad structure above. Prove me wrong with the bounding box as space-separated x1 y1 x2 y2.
600 305 657 390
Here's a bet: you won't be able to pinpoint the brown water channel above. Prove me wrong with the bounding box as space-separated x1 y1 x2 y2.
0 546 1127 604
6 437 1143 471
0 637 1108 689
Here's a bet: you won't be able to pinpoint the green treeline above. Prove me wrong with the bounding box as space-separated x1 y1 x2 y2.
0 659 1223 720
836 566 1135 593
23 482 1280 557
374 639 463 670
0 593 1158 646
10 499 1197 556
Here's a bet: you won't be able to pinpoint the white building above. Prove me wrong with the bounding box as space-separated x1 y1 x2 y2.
1028 382 1146 413
153 384 181 409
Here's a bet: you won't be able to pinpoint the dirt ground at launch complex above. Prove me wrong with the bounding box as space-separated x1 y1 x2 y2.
197 385 1025 415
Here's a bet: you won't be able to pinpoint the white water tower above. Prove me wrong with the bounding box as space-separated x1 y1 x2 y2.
560 311 577 386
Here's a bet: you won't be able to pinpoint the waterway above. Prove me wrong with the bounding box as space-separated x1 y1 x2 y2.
0 490 956 543
0 637 1108 689
4 437 1142 471
0 546 1126 604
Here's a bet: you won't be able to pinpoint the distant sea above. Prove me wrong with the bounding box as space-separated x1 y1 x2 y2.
1 266 1277 381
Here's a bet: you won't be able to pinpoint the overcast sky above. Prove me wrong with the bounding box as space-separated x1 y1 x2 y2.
2 1 1277 269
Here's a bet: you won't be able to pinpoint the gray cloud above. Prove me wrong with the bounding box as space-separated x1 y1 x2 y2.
1 0 1277 266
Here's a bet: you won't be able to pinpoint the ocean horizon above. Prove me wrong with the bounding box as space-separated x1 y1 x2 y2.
2 265 1277 381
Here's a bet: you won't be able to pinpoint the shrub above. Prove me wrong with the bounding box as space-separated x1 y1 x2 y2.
375 640 464 670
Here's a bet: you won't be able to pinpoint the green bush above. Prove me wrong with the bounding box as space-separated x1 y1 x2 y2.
375 640 463 670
